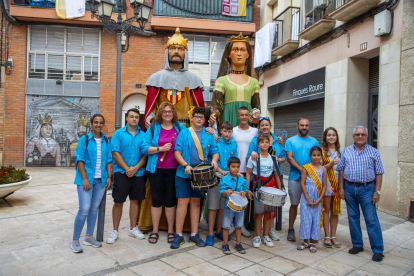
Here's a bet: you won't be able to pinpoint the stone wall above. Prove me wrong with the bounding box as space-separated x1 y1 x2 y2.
397 0 414 219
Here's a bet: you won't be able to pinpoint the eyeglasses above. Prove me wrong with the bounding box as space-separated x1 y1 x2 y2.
353 133 367 137
193 116 204 120
259 117 270 121
162 110 173 114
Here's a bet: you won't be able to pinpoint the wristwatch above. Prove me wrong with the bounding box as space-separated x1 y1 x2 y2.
183 164 189 169
376 190 381 195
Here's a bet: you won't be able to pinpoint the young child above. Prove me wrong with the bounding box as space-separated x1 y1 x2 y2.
246 135 281 248
219 157 249 254
206 122 238 246
298 146 327 253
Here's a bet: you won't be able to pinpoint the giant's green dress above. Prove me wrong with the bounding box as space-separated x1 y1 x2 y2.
212 75 260 130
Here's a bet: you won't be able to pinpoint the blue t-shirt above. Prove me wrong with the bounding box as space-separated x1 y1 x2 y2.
285 135 320 180
190 130 203 166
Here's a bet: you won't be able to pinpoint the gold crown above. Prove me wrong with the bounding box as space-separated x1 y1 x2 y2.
228 32 249 43
165 28 188 50
77 114 91 127
37 113 52 125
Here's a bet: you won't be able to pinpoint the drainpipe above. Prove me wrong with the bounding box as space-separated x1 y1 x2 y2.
1 0 20 25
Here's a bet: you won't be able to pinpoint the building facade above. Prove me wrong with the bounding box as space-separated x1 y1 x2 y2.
258 0 413 219
0 0 260 167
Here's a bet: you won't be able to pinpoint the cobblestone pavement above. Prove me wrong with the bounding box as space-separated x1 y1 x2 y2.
0 167 413 276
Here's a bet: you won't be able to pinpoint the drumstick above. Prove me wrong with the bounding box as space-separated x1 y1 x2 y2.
160 133 176 162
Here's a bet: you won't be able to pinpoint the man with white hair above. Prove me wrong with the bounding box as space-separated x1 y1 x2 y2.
337 126 385 262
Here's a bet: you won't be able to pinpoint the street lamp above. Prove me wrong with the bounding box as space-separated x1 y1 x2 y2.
87 0 155 130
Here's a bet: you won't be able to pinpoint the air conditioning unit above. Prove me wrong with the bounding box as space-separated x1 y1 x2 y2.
374 10 391 37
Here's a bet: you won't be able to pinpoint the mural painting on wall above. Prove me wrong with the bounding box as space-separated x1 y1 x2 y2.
25 96 100 167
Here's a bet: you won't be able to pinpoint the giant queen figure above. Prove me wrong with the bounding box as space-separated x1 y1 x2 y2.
138 28 205 231
210 33 260 129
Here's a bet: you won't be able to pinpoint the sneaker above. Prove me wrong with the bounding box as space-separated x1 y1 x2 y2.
71 240 83 253
106 230 118 244
235 243 246 254
349 247 364 255
83 236 102 248
372 253 384 262
262 235 274 247
222 244 231 254
206 235 215 246
170 234 185 249
215 231 231 241
287 229 296 242
229 226 235 235
188 233 206 247
252 236 261 248
129 226 145 240
269 228 280 241
241 226 251 237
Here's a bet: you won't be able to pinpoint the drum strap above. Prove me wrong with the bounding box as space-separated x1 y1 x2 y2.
189 127 205 162
255 156 274 189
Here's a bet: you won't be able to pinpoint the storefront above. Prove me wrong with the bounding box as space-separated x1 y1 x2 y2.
267 67 325 175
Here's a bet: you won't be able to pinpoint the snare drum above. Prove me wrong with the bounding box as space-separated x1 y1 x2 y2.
227 193 248 212
255 186 287 207
191 165 218 190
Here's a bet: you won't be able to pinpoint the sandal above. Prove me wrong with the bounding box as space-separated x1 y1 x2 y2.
324 236 332 248
297 242 308 250
167 233 175 244
309 243 317 253
148 233 159 244
331 237 342 248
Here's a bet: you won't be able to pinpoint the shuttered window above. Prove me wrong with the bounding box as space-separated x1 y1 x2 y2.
28 25 100 82
186 35 228 101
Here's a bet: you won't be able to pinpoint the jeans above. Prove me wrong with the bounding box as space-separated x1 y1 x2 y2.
222 206 244 229
344 181 383 253
73 179 106 240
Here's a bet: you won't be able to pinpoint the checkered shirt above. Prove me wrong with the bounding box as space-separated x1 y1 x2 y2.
337 143 384 183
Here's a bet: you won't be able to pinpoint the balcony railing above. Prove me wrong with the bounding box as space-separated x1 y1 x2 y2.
304 0 350 29
273 6 300 48
9 0 126 13
153 0 254 22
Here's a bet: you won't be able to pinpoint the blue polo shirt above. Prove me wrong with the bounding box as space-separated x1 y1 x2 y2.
219 174 249 206
174 127 219 179
247 132 286 170
74 131 112 187
141 122 185 173
111 125 146 177
217 137 238 171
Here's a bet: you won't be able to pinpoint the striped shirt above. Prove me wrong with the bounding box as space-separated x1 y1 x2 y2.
337 143 384 183
94 138 102 178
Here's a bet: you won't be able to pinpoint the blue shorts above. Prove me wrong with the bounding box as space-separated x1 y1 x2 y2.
222 205 244 229
175 176 205 199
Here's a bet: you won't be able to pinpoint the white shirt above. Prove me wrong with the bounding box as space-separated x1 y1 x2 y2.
94 138 102 178
231 126 259 173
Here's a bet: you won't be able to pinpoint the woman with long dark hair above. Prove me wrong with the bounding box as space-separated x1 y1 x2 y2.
321 127 343 248
71 114 112 253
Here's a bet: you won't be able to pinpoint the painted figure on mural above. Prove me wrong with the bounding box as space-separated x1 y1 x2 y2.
143 27 205 129
26 113 61 166
69 115 91 167
210 33 260 130
139 27 205 232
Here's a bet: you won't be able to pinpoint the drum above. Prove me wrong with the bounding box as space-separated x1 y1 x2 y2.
255 186 287 207
227 193 248 212
190 165 218 190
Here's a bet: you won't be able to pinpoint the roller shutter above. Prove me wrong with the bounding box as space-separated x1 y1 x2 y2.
273 98 325 176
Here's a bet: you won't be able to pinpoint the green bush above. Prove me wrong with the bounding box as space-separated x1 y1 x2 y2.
0 166 29 185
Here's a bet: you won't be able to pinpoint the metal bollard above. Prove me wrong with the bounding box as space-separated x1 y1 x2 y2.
275 206 282 231
96 190 106 242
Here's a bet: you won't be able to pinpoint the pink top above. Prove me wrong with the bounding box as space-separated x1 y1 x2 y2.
157 127 178 169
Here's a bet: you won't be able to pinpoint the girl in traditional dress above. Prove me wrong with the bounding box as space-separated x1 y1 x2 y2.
298 146 327 253
321 127 343 248
210 33 260 130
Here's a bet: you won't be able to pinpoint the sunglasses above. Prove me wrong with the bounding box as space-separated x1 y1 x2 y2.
259 117 270 121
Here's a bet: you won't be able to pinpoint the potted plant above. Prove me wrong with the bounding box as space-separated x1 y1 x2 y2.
0 166 32 207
